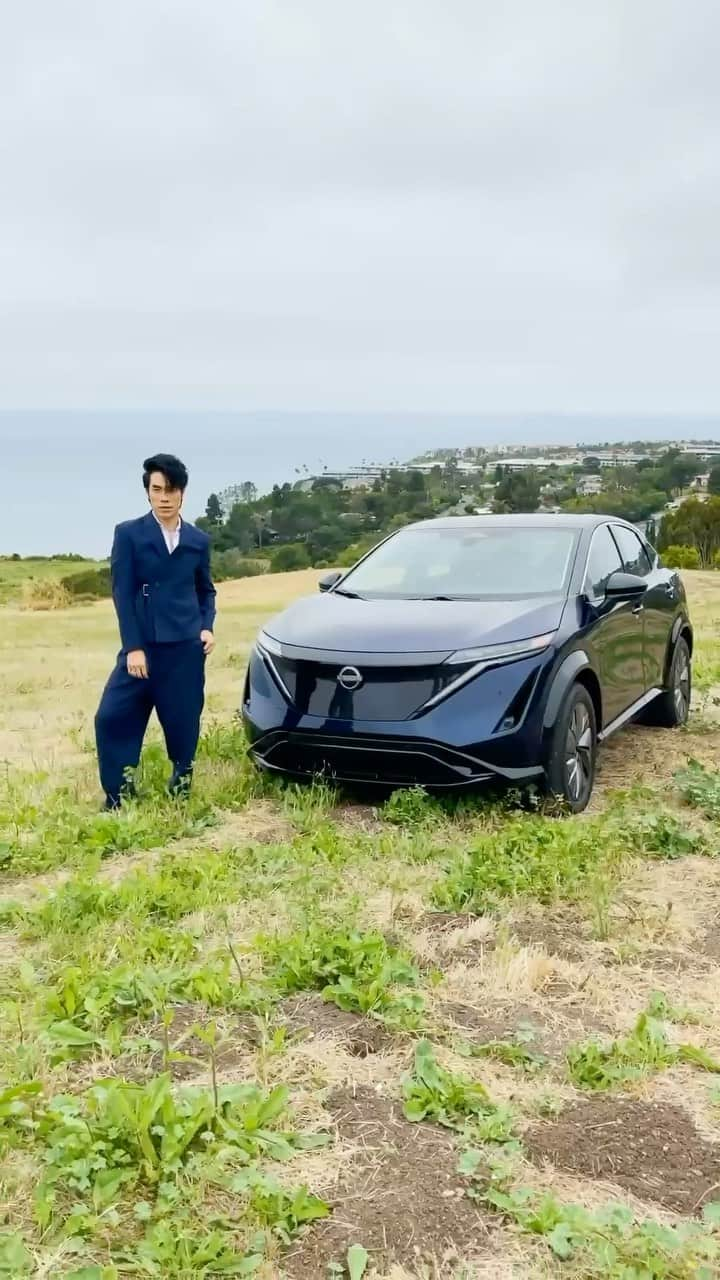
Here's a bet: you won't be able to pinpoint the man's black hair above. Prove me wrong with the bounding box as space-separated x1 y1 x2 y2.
142 453 189 493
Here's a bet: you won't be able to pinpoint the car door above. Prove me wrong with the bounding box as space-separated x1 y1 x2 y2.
610 524 676 691
582 523 647 726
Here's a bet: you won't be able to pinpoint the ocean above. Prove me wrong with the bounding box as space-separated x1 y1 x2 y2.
0 410 715 557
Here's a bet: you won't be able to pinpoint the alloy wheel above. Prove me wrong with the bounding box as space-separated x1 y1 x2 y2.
565 703 593 803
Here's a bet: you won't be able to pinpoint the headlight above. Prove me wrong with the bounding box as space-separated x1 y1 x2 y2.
257 629 283 657
445 632 556 666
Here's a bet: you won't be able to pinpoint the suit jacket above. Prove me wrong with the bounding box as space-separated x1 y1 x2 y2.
110 512 216 651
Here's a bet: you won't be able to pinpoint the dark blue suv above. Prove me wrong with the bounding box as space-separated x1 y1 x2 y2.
242 515 693 811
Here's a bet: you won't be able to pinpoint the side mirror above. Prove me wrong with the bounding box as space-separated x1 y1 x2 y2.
319 570 343 593
605 570 648 600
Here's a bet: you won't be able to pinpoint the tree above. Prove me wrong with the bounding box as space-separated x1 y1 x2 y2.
219 481 257 512
708 464 720 495
205 493 223 525
406 469 426 493
253 512 271 549
658 496 720 566
222 502 255 553
494 469 541 514
656 450 699 497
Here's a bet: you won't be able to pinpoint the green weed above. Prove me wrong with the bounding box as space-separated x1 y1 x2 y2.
15 850 242 940
259 924 423 1022
0 1072 323 1230
230 1168 329 1243
431 813 624 912
0 1232 33 1275
456 1038 546 1072
403 1039 515 1142
567 1006 720 1090
477 1174 720 1277
625 811 710 859
114 1220 261 1276
382 786 445 828
676 760 720 820
431 809 713 918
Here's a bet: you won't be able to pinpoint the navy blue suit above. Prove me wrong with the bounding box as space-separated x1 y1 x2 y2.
95 512 216 804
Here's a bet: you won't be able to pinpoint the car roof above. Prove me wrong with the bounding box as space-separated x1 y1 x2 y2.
406 514 635 532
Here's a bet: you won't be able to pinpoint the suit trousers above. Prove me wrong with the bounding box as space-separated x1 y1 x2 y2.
95 640 205 802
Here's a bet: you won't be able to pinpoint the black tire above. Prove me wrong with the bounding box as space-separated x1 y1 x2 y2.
641 636 691 728
545 684 597 813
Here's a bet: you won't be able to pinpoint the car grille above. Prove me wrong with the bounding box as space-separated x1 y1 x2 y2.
270 654 468 721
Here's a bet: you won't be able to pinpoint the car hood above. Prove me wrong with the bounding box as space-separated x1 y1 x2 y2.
262 593 567 655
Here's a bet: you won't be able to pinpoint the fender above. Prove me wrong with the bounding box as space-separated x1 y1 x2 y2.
542 649 593 730
662 611 693 685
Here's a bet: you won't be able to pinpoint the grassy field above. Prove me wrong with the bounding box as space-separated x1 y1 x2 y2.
2 569 720 1277
0 558 108 606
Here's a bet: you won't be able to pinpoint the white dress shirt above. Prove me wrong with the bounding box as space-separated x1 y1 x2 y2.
153 511 182 554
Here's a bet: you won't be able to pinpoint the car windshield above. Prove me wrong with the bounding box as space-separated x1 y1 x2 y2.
338 524 578 600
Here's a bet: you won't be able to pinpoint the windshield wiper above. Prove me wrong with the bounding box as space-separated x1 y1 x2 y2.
332 587 363 599
415 594 455 601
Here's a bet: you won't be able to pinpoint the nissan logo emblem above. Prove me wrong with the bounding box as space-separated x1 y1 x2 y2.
337 665 363 691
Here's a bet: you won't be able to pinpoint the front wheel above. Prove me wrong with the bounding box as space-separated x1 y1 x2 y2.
545 684 597 813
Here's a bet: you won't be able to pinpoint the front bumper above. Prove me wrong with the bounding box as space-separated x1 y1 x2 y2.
246 727 545 789
242 642 554 790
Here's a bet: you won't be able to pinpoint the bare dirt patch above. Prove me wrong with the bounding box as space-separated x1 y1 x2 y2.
132 1004 258 1081
279 995 394 1057
283 1085 495 1278
590 721 720 812
331 801 387 835
509 908 592 963
440 998 609 1062
701 924 720 962
418 911 481 934
441 1000 551 1048
411 911 497 967
525 1095 720 1214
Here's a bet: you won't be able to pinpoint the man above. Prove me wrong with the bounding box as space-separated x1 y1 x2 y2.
95 453 216 809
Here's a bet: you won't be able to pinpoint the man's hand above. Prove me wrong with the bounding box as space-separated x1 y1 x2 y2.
127 649 149 679
201 630 215 656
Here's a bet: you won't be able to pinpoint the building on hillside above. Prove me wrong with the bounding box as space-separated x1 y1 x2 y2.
577 474 604 496
579 450 652 467
679 443 720 460
497 456 576 472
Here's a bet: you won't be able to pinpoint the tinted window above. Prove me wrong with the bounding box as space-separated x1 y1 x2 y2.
584 525 623 597
611 525 652 577
339 525 579 599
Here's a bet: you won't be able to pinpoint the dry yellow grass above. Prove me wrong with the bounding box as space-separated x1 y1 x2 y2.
0 567 321 769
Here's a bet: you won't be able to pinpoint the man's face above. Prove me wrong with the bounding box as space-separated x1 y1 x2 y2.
147 471 183 523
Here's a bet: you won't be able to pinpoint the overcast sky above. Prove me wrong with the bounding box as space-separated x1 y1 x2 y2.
1 0 719 415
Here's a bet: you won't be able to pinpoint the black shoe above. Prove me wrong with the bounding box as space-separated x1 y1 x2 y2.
167 769 193 799
102 781 137 811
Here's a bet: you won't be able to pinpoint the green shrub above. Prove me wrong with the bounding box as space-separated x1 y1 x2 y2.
270 544 311 573
211 549 270 581
662 544 701 569
61 567 112 599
